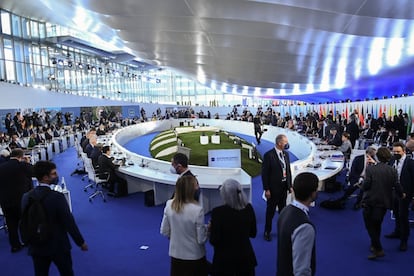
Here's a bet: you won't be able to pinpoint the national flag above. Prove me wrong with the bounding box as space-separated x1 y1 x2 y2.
345 105 349 120
408 105 413 136
359 104 365 126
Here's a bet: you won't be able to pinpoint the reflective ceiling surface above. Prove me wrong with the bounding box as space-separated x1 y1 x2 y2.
1 0 414 103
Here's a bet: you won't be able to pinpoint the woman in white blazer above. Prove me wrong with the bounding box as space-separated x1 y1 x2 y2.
160 175 208 276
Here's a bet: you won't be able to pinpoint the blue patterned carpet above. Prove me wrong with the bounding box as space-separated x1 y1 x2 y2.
1 134 413 275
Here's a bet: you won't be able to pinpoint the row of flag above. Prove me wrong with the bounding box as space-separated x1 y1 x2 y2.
272 103 414 135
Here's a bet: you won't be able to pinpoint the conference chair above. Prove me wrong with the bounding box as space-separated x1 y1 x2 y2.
83 155 108 202
71 138 86 176
88 170 109 203
80 151 94 184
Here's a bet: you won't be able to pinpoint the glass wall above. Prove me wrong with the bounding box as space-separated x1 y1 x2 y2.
0 9 252 107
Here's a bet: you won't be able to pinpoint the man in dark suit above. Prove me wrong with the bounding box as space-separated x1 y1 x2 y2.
365 114 379 133
262 134 292 241
253 113 263 144
21 160 88 275
385 142 414 251
170 153 200 201
5 112 13 134
0 148 33 253
89 143 103 169
84 134 97 158
98 146 128 197
80 128 96 153
346 114 360 149
326 127 342 147
361 147 403 259
277 172 318 275
341 147 377 208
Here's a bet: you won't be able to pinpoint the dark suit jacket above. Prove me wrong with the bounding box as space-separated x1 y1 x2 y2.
362 162 402 209
0 159 33 208
262 148 292 197
349 155 365 185
89 147 102 168
210 204 257 274
5 117 12 131
98 154 119 181
21 186 85 256
394 157 414 198
346 121 360 144
327 133 342 146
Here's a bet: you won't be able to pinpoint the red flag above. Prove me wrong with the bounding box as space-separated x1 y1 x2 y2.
379 104 382 118
345 105 349 120
359 105 365 126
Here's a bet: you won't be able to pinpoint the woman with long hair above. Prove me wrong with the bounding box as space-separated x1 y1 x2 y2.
160 175 208 276
210 179 257 276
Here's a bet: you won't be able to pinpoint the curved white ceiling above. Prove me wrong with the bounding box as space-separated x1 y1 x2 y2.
1 0 414 103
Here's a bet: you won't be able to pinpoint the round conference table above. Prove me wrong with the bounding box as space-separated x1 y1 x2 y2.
108 119 344 212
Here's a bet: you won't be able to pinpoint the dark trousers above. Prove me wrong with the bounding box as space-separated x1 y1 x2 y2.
393 197 411 242
170 256 207 276
363 206 386 251
254 126 262 143
109 173 128 196
341 185 363 203
212 268 255 276
32 251 74 276
265 190 287 233
1 205 21 249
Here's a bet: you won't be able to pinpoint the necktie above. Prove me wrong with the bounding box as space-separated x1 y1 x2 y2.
279 152 285 168
395 160 401 182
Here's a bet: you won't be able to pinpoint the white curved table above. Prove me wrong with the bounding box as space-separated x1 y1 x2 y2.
109 119 343 212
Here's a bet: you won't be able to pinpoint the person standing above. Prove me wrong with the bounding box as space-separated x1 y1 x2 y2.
0 149 33 253
170 153 200 201
209 179 257 276
21 161 88 275
277 172 319 276
384 142 414 251
253 113 263 145
337 132 352 157
262 134 292 241
5 112 13 134
361 147 404 259
345 114 360 149
160 175 208 276
341 146 377 209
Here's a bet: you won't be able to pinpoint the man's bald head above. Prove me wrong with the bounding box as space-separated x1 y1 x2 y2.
406 139 414 153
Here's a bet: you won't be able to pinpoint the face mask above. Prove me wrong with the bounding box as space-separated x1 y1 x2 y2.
394 153 402 160
284 143 290 150
50 176 59 185
170 165 178 174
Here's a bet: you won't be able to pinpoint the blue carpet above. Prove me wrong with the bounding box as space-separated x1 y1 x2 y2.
1 136 413 275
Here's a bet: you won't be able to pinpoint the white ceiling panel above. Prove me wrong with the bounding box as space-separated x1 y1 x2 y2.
0 0 413 102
